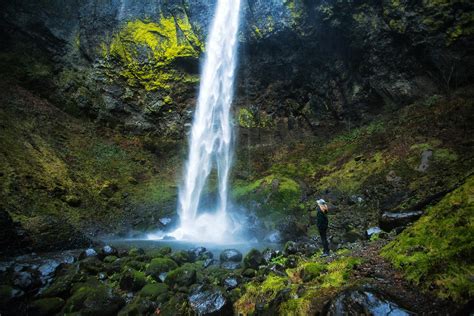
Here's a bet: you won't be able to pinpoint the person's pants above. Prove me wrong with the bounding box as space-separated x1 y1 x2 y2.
319 228 330 254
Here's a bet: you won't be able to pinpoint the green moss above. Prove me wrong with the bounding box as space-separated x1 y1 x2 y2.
318 152 387 194
145 257 178 281
29 297 65 316
382 177 474 303
138 283 169 301
234 274 288 314
232 175 302 219
300 262 326 282
107 17 202 92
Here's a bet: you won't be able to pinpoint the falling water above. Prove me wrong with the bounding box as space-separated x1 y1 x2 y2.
167 0 242 242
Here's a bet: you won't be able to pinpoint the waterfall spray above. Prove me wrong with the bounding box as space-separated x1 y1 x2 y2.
165 0 241 242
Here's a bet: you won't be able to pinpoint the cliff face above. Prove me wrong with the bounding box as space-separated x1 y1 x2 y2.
0 0 473 253
2 0 473 136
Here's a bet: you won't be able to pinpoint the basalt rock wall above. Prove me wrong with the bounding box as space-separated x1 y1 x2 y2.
1 0 473 137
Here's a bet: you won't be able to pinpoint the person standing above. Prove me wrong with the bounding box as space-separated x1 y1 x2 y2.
316 199 330 257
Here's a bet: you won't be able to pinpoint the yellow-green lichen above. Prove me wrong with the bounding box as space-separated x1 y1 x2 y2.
107 16 202 91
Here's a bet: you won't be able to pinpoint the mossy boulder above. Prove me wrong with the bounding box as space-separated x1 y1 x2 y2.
63 282 125 315
244 249 264 269
171 250 195 264
300 262 326 282
0 285 23 306
40 273 76 298
119 269 147 292
145 258 178 281
382 177 474 303
117 297 156 316
29 297 65 316
79 256 104 275
138 283 169 302
165 264 197 288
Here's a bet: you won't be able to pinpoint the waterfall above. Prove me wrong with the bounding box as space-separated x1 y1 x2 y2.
169 0 242 242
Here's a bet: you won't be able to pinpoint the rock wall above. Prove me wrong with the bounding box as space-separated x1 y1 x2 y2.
2 0 472 137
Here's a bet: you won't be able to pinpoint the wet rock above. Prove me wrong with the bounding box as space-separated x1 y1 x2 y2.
416 150 433 172
366 227 382 239
0 285 24 305
243 249 264 269
63 282 125 315
219 249 242 262
79 256 103 274
158 217 172 226
262 248 279 264
203 259 215 268
38 259 61 280
172 250 195 264
379 211 423 232
145 257 178 281
221 261 241 270
101 245 118 257
117 297 157 316
223 276 239 290
138 283 169 302
79 248 98 260
190 246 207 258
325 288 414 315
165 264 197 288
40 273 75 298
119 269 147 292
264 231 282 243
284 241 298 255
29 297 65 316
188 286 230 316
13 270 42 291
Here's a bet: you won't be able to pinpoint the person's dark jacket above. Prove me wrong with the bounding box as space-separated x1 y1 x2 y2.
316 206 328 230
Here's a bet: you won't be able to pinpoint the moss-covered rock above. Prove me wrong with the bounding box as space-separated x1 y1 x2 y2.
119 269 147 292
145 257 178 281
382 177 474 303
165 264 197 288
244 249 264 269
63 282 125 315
138 283 170 302
28 297 65 316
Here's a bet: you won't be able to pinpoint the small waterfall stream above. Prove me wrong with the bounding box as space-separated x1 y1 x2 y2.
167 0 242 242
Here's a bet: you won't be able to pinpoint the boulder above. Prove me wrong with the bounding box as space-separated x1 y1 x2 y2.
63 282 125 315
222 276 239 290
325 288 413 315
379 211 423 232
165 264 197 288
119 269 147 292
28 297 65 316
100 245 118 258
219 249 242 262
262 248 279 264
79 248 98 260
188 286 230 316
220 262 241 270
243 249 264 269
366 227 382 239
145 258 178 281
138 283 169 302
